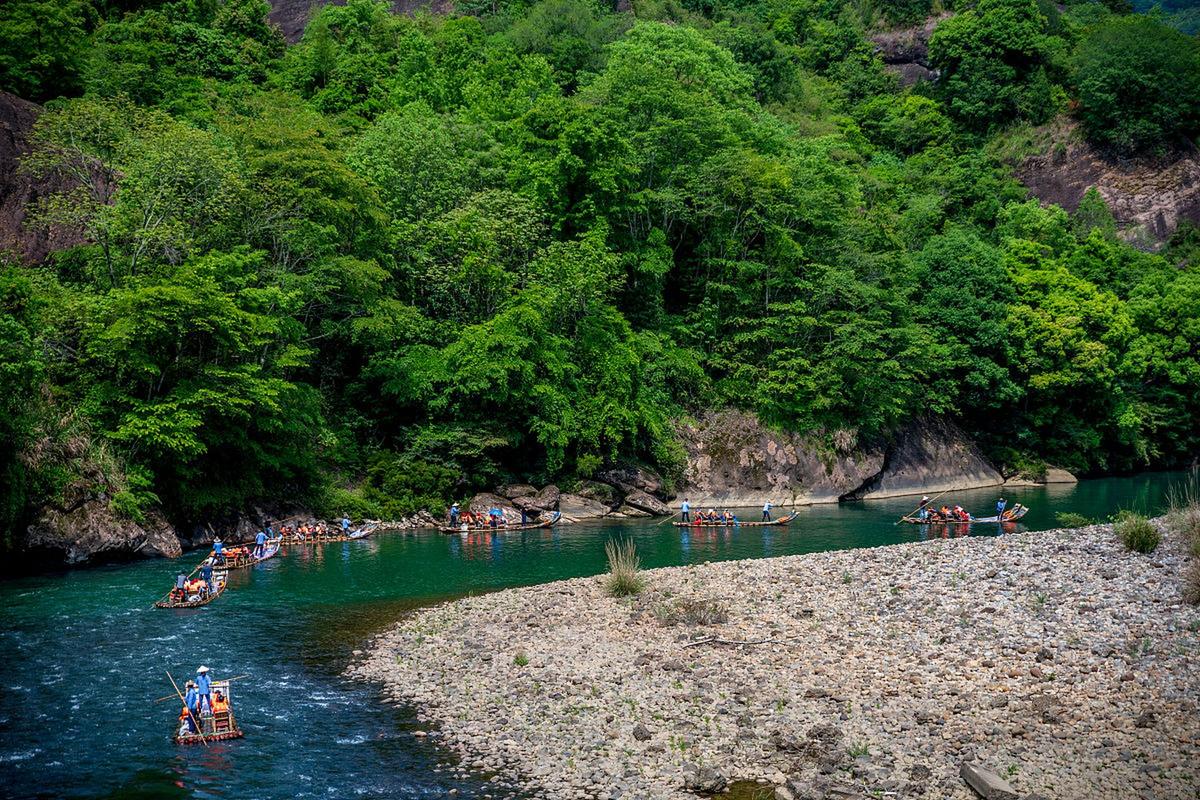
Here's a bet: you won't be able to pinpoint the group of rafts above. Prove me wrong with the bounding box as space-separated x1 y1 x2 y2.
154 496 1031 743
154 519 381 609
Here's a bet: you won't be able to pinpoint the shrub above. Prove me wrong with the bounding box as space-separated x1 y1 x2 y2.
653 597 729 626
1055 511 1092 528
1114 511 1160 554
604 538 644 597
513 651 529 667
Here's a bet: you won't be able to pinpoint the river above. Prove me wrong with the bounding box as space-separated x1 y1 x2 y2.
0 471 1187 799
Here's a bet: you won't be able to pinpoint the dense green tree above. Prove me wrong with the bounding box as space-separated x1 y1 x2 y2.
1072 15 1200 154
0 0 89 100
929 0 1060 129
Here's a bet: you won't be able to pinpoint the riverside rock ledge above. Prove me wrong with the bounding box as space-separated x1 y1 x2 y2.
351 523 1200 800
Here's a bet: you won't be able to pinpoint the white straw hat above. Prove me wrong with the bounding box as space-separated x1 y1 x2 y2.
197 666 209 673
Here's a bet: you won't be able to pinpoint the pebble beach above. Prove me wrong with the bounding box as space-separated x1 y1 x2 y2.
352 522 1200 800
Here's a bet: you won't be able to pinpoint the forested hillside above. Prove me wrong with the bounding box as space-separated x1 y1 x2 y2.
1 0 1199 547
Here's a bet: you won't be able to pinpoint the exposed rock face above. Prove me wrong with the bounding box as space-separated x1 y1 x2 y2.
0 92 88 264
24 500 181 564
575 480 623 510
557 493 611 520
1003 467 1078 488
678 410 886 506
1013 118 1200 247
869 15 948 86
622 489 671 516
679 411 1001 505
851 418 1003 500
597 465 665 498
513 484 560 513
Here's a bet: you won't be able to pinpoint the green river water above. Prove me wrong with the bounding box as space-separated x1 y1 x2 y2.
0 471 1187 799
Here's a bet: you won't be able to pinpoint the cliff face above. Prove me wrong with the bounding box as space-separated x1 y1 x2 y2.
869 15 948 87
677 410 1000 506
1013 118 1200 248
0 92 86 263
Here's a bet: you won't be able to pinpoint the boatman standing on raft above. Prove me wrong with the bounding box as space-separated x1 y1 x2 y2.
449 502 460 526
253 529 267 559
341 514 351 534
996 496 1007 518
195 666 213 714
762 500 773 521
680 498 690 522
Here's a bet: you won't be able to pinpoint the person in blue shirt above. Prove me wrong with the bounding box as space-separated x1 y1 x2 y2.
184 679 200 730
212 537 225 566
199 560 214 595
341 515 351 533
996 497 1007 519
254 530 267 559
762 501 773 521
488 506 500 528
195 666 213 715
680 498 690 522
449 503 460 526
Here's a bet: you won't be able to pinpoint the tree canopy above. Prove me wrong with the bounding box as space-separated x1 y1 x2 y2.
0 0 1197 536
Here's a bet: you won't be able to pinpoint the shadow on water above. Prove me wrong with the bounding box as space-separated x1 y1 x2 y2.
0 470 1189 799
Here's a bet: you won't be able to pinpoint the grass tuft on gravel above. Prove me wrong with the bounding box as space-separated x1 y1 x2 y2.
1114 511 1160 554
604 538 644 597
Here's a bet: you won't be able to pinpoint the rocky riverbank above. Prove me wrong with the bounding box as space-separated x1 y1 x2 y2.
353 521 1200 800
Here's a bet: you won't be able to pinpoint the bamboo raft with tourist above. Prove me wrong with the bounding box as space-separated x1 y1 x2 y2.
279 520 380 544
672 510 799 527
439 509 562 534
898 493 1029 525
166 667 245 745
155 564 228 608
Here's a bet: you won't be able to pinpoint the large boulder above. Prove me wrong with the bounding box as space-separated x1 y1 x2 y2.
557 493 611 519
25 500 181 564
849 418 1002 500
575 480 623 510
468 493 522 525
597 465 666 498
1003 467 1078 488
678 410 886 507
622 489 671 516
513 485 560 513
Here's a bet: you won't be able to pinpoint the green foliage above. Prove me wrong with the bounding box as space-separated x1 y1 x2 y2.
1114 510 1160 553
5 0 1200 540
929 0 1061 130
1055 511 1092 528
0 0 88 100
1072 15 1200 155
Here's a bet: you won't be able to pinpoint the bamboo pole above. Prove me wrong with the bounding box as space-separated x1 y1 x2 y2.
895 488 953 525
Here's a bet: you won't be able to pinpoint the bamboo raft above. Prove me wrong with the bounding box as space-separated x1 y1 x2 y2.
218 538 282 569
671 511 800 528
172 679 245 745
900 505 1029 525
439 512 561 534
282 524 380 545
155 570 229 609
